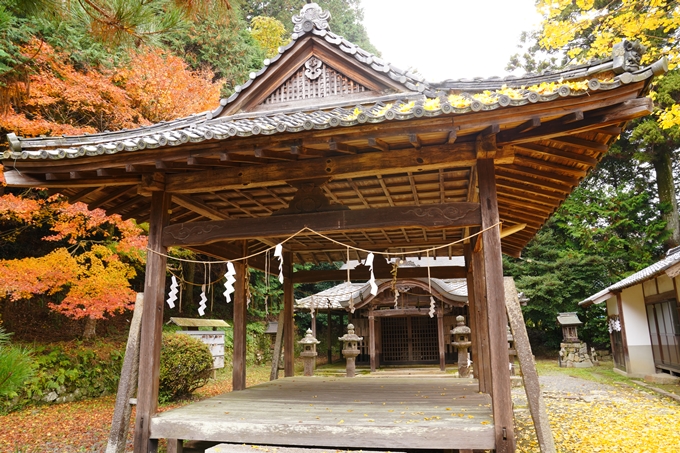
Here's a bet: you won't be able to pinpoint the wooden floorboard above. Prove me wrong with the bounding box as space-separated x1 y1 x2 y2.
150 376 495 450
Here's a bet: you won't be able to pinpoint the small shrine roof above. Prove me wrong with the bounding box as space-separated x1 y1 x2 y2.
295 278 468 310
556 312 582 326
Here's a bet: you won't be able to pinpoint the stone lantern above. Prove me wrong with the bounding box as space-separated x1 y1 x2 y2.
298 329 320 376
451 316 471 378
339 323 363 377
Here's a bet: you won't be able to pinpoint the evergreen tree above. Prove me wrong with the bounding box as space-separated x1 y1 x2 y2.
242 0 379 55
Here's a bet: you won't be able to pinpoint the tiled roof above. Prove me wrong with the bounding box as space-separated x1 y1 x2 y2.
3 73 646 160
295 278 468 310
4 2 667 161
579 248 680 307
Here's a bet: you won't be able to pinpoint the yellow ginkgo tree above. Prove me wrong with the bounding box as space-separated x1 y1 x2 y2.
535 0 679 127
510 0 680 249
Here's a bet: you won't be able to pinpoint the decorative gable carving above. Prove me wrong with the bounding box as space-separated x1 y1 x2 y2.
260 56 370 107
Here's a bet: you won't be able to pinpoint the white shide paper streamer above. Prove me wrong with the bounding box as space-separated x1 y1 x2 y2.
274 243 284 284
223 261 236 303
365 252 378 296
198 284 207 316
166 275 178 308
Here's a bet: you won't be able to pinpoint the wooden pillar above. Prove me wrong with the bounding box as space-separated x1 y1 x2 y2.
283 251 294 377
437 307 446 371
616 292 631 371
471 243 491 393
327 307 332 364
478 158 515 452
269 310 284 381
369 306 376 372
312 308 317 337
232 241 247 391
133 192 170 453
463 243 480 387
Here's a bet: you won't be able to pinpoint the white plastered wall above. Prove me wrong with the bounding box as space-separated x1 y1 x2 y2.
620 284 656 376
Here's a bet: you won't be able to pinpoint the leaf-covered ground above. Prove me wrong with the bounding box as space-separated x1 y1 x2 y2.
0 365 272 453
1 361 678 452
514 363 680 453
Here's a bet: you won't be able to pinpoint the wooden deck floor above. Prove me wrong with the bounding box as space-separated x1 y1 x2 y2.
150 376 495 451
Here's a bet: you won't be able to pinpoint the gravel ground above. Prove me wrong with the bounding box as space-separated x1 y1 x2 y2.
512 371 634 408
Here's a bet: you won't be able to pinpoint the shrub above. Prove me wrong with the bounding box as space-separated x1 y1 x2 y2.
0 340 123 413
0 327 34 398
159 333 213 402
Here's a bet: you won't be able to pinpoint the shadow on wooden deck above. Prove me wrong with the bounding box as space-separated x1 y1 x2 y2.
150 376 494 451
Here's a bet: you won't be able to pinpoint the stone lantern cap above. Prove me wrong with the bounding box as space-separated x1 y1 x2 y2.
299 328 320 345
557 312 583 327
339 323 363 342
451 315 471 335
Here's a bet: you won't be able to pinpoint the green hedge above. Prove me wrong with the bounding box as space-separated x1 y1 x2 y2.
159 333 213 402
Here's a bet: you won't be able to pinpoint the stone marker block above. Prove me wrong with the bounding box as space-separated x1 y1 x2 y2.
644 374 680 385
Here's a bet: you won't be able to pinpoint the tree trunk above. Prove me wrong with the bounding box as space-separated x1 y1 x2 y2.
83 316 97 339
653 149 680 249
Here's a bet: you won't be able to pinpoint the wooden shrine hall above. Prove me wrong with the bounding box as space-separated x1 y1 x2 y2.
1 2 667 452
295 257 471 371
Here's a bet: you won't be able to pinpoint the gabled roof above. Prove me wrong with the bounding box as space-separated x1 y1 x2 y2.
295 278 468 310
579 247 680 307
1 2 668 263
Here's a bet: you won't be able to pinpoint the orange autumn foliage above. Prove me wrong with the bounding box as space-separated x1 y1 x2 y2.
50 245 137 320
20 39 146 132
0 39 147 139
114 48 222 122
0 193 146 321
0 249 78 302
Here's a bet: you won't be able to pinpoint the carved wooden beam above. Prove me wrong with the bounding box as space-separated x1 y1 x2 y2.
162 143 514 194
162 202 481 247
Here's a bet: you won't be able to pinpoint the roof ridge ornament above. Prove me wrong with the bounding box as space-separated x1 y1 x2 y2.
612 39 646 74
293 2 331 35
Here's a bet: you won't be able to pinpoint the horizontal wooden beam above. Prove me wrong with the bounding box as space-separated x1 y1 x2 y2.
369 308 443 318
3 170 140 188
171 194 229 220
497 98 653 145
163 202 481 247
292 265 467 283
185 244 277 274
162 144 514 194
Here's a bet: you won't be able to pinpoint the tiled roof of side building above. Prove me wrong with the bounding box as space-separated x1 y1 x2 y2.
579 248 680 307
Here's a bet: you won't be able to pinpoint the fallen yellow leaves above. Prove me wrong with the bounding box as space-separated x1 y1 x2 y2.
516 391 680 453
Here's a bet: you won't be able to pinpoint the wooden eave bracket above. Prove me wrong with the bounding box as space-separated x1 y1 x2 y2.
139 172 166 196
476 124 499 159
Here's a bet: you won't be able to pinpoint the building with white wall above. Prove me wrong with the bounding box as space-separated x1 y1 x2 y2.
580 247 680 378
